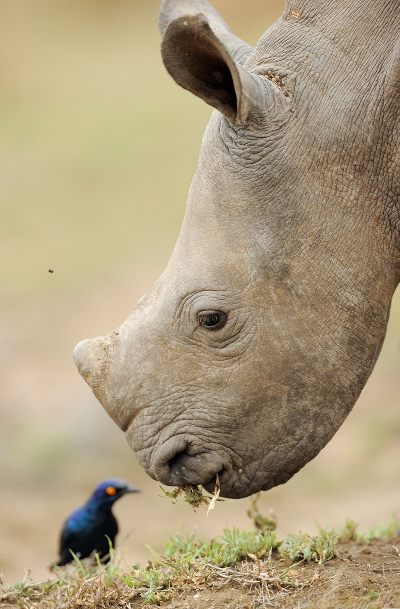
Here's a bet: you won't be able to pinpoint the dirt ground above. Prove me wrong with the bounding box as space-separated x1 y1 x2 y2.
3 537 399 609
156 537 400 609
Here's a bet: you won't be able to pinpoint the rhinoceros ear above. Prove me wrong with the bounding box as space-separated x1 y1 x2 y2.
161 14 264 126
158 0 253 66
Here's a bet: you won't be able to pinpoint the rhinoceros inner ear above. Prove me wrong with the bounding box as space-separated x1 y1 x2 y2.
161 14 262 126
158 0 253 66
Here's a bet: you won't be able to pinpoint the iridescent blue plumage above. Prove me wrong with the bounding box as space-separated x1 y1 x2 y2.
57 478 140 566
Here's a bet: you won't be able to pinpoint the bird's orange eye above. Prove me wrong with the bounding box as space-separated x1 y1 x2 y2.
105 486 117 496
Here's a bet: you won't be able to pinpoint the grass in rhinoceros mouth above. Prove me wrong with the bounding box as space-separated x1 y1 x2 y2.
2 511 399 607
159 473 222 511
159 484 210 510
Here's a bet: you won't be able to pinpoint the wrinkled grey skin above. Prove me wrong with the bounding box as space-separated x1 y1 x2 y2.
74 0 400 499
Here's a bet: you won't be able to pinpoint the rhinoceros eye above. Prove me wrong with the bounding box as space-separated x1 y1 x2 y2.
198 311 227 331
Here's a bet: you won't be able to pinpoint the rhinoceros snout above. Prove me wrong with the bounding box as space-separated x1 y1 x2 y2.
149 435 226 488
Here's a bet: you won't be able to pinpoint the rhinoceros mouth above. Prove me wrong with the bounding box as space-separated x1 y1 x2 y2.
127 423 271 498
148 434 233 490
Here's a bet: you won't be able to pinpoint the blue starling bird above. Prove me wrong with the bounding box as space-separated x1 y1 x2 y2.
57 478 140 566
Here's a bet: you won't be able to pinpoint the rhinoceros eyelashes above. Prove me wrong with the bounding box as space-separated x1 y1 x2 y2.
198 311 227 331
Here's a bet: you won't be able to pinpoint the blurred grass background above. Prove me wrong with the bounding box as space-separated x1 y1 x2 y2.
1 0 399 585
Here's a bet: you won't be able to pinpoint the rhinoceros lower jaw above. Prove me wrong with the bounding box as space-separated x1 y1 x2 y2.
150 435 226 488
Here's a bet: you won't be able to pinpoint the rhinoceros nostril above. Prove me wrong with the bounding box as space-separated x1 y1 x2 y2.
168 449 196 481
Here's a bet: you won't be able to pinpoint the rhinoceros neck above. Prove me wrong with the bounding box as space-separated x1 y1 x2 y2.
282 0 398 37
253 0 400 72
242 2 400 262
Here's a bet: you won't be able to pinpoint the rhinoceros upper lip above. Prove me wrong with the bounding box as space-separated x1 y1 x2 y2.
149 435 227 488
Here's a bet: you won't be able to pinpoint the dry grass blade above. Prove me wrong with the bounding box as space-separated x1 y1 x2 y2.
207 473 221 515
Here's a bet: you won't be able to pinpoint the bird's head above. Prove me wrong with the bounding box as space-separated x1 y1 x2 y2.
89 478 140 508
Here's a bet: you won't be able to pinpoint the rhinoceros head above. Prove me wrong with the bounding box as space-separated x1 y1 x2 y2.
73 0 399 498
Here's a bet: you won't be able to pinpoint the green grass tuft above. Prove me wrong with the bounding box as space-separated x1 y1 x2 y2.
281 527 339 564
164 527 281 566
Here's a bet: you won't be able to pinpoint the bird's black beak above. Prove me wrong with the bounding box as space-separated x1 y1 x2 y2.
124 485 141 494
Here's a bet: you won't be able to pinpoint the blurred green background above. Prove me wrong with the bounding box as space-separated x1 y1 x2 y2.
1 0 400 585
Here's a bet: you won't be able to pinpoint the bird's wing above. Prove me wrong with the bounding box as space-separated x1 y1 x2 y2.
57 510 84 564
59 523 75 551
57 525 77 565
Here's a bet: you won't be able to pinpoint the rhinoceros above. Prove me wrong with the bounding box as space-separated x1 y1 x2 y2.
74 0 400 499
